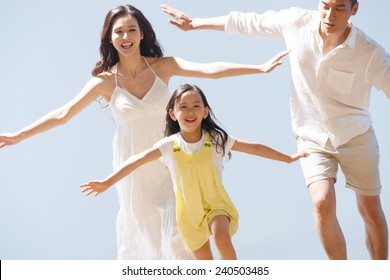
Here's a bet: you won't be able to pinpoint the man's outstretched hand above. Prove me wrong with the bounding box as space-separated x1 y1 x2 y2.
161 4 194 31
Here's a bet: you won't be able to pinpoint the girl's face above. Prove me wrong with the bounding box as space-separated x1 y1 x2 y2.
169 90 209 142
111 14 143 58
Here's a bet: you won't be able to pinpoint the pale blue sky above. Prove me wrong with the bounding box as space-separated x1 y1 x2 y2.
1 0 389 260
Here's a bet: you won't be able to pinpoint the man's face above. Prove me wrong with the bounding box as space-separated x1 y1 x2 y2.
318 0 359 36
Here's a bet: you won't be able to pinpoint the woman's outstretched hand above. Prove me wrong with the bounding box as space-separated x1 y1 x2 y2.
259 49 291 73
80 181 110 197
0 133 21 149
161 4 194 31
287 152 309 163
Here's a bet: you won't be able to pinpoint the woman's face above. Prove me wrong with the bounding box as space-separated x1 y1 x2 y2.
110 14 144 58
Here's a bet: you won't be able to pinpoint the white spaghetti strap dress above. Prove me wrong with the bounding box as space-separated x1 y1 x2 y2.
109 57 191 259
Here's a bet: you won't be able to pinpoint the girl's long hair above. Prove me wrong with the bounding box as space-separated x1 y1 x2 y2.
165 84 231 158
92 5 163 76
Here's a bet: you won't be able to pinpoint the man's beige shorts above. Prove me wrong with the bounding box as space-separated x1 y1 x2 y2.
297 127 381 196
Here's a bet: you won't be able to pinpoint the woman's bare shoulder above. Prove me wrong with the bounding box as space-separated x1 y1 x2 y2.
89 70 116 101
144 56 176 81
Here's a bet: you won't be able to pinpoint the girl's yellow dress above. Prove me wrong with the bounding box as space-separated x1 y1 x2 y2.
171 133 239 251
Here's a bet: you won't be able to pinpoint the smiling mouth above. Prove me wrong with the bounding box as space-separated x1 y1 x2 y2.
185 118 196 123
121 42 133 49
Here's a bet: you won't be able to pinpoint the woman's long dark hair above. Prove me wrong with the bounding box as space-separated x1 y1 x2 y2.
165 84 231 158
92 5 163 76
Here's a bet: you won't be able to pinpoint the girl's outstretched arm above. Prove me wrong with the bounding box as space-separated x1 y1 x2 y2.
80 147 162 197
231 139 308 163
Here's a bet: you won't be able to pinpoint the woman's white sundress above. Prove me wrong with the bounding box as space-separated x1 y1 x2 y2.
109 58 191 259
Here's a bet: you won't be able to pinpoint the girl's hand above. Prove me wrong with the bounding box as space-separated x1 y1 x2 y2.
80 181 110 197
259 49 290 73
287 152 309 163
0 133 22 149
161 4 194 31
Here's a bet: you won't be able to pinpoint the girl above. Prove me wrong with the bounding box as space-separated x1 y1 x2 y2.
0 5 288 260
80 84 308 260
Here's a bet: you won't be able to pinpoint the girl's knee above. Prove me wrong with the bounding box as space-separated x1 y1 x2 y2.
213 232 232 248
210 215 233 249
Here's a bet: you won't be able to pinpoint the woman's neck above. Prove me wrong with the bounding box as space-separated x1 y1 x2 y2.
117 54 144 78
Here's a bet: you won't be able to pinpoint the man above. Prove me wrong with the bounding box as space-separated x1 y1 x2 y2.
162 0 389 259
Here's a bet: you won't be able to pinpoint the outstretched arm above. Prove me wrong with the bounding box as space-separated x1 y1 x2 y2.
80 147 162 197
0 77 106 149
161 4 227 31
231 139 308 163
162 50 289 80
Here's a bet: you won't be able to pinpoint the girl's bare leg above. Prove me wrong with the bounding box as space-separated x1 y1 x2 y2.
210 215 237 260
192 240 213 260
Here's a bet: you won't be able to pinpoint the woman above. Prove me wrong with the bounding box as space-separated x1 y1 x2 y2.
0 4 288 259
